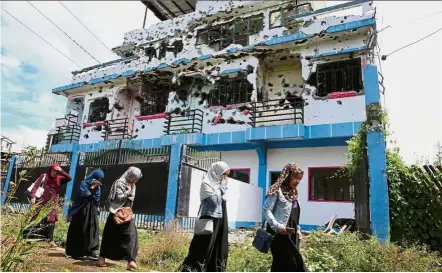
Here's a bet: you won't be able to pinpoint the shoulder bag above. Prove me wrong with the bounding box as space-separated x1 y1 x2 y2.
252 220 273 254
26 174 46 199
113 200 133 225
194 204 214 235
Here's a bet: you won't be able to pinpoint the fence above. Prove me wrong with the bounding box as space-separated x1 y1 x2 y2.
248 99 304 127
164 109 204 135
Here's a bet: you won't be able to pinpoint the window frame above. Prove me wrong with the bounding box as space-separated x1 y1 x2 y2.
87 97 109 123
308 166 354 203
208 75 253 107
228 168 251 184
269 3 313 29
139 88 168 116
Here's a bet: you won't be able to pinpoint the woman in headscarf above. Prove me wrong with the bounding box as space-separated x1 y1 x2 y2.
263 163 307 272
97 166 142 271
27 164 72 247
65 169 104 260
180 161 230 272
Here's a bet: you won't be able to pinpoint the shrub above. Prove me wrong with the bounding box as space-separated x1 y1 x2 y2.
227 241 272 272
302 231 442 272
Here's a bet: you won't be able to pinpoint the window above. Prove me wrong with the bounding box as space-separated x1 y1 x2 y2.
270 171 281 185
208 76 253 107
158 41 167 59
88 97 109 123
309 167 354 202
145 46 157 62
170 40 183 58
197 15 264 51
269 3 312 28
311 58 363 97
228 169 250 184
140 89 168 116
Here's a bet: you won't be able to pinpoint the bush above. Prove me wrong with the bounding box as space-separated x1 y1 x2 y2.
302 231 442 272
228 241 272 272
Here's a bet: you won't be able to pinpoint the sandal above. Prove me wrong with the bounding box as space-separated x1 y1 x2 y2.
127 261 137 271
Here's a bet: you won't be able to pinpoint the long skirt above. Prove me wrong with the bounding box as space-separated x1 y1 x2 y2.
23 218 55 241
65 200 99 257
267 225 307 272
179 201 229 272
99 213 138 262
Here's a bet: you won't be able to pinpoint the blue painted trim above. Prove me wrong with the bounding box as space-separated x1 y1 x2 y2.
229 221 260 229
122 70 135 77
144 66 153 72
364 64 380 105
267 137 350 149
1 155 16 205
172 58 191 66
299 224 325 231
367 130 389 242
219 68 241 75
63 146 80 217
165 143 183 229
308 46 367 59
227 47 240 53
198 54 211 61
288 0 371 20
156 63 167 70
88 73 119 85
52 82 86 93
72 56 139 75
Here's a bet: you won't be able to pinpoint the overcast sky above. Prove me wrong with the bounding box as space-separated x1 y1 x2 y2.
1 1 441 164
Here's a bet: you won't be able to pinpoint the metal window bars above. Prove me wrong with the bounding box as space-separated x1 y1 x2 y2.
164 109 204 135
102 118 133 141
248 98 304 127
52 113 81 145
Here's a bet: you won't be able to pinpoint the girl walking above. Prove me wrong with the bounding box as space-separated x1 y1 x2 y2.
97 166 142 271
263 163 307 272
65 169 104 260
180 161 230 272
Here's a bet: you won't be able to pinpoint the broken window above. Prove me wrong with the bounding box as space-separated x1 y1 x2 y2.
145 46 157 62
169 40 184 58
139 75 170 116
197 15 264 51
310 58 363 97
269 3 312 28
309 167 354 202
88 97 109 123
208 75 253 107
158 41 167 59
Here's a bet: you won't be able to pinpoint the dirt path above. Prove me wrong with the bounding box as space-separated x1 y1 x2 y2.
30 246 127 272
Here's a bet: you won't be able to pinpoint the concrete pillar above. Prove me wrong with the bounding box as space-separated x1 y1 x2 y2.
63 145 80 217
1 154 17 205
364 64 390 242
164 143 183 229
253 141 267 222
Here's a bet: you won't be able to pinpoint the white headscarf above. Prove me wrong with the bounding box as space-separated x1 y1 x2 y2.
200 161 230 201
109 166 143 201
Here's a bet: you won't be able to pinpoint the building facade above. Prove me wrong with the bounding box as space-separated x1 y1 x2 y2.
3 0 389 240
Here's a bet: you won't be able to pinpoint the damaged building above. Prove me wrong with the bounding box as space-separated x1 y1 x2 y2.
35 0 389 238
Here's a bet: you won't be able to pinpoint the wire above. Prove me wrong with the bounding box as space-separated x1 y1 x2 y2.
382 27 442 60
26 1 101 64
0 7 82 68
58 1 113 53
376 10 442 35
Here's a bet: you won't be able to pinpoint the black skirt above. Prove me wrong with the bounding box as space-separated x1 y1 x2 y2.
23 218 55 241
180 201 229 272
267 225 307 272
99 213 138 262
65 200 99 257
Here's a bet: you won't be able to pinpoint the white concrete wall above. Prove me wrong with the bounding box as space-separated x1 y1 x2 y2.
188 168 262 225
267 146 355 226
221 150 259 185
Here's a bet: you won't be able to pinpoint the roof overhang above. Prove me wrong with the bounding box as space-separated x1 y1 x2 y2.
141 0 196 21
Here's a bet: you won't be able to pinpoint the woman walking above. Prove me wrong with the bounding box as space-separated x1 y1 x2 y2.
180 161 230 272
28 164 71 247
263 163 307 272
97 167 142 271
65 169 104 260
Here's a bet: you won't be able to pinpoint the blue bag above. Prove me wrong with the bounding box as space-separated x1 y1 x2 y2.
252 221 273 253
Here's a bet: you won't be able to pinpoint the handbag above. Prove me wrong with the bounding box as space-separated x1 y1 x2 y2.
194 205 214 235
252 220 273 253
26 174 46 199
113 207 133 224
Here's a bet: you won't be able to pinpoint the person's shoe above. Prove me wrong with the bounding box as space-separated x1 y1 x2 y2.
48 241 58 248
87 251 98 261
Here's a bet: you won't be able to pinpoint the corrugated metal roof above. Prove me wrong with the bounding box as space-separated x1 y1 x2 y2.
141 0 196 21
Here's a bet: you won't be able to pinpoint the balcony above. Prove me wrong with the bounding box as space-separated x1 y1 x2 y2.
102 118 133 140
164 109 203 135
52 114 81 144
249 99 304 127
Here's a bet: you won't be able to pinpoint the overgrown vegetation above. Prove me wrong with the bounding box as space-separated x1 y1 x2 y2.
344 107 442 252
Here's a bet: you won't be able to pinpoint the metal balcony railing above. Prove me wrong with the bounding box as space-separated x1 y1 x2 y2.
102 118 133 140
248 99 304 127
52 114 80 144
164 109 204 135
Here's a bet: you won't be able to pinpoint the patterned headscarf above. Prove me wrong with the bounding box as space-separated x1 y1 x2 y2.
267 163 304 202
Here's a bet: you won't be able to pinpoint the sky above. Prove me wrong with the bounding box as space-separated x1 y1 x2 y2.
1 1 441 164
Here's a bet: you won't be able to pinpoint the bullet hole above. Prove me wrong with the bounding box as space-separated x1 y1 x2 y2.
98 87 103 93
283 83 290 88
84 134 89 139
270 88 273 92
337 100 343 105
89 93 93 96
141 124 145 129
268 82 274 87
321 21 327 26
341 20 344 23
135 129 139 133
278 75 284 78
93 125 102 132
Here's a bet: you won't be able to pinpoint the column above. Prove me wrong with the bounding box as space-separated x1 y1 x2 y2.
1 154 17 205
164 143 183 229
364 64 390 242
62 145 80 217
253 141 267 222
